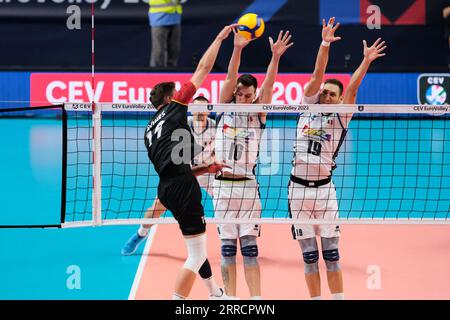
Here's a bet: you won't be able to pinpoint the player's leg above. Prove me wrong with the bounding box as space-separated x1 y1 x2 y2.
240 235 261 299
159 173 218 299
220 238 238 297
173 232 208 299
214 179 239 298
319 182 344 299
317 182 344 300
288 180 321 299
198 259 228 299
121 197 167 256
239 180 262 299
299 237 321 299
321 237 344 299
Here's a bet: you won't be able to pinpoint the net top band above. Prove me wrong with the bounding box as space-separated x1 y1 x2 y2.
64 103 450 114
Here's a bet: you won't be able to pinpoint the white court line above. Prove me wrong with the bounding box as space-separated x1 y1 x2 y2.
128 225 158 300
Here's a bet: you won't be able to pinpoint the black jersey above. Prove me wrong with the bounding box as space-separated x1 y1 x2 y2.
144 82 202 176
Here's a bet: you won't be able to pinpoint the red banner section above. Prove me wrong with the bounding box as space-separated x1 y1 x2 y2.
30 73 350 106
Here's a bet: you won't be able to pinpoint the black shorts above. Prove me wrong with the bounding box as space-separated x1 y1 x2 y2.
158 172 206 236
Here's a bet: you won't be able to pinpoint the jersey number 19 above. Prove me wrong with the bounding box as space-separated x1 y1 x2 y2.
308 140 322 156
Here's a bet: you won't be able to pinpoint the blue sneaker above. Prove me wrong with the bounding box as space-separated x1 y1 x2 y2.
121 232 148 256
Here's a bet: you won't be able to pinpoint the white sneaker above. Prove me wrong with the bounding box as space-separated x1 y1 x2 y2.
209 288 236 300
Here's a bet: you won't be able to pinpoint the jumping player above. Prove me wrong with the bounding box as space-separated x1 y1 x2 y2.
143 25 234 300
214 29 293 299
289 17 386 300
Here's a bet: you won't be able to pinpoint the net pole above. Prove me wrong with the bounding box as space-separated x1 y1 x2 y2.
91 3 102 226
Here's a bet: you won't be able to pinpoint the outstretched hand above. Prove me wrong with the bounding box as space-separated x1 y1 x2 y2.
216 24 240 41
232 27 253 48
322 17 341 43
363 38 387 62
269 30 294 57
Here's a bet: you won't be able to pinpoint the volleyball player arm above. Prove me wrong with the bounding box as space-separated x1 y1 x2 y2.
305 18 341 97
189 25 235 90
343 39 387 121
258 31 294 122
191 162 231 177
219 31 249 103
344 38 387 103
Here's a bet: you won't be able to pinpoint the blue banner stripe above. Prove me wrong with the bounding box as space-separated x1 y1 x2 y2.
319 0 361 24
238 0 288 22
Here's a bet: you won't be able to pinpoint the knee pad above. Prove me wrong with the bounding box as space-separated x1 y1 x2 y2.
240 236 258 265
299 238 319 274
183 234 207 273
221 239 237 266
321 237 340 272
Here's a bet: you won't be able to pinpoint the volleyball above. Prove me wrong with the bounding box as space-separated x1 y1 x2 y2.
237 13 265 40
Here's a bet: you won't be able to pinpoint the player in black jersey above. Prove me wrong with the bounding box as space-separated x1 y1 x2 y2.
143 25 234 300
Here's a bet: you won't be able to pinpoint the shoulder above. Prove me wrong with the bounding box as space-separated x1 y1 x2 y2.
173 81 197 106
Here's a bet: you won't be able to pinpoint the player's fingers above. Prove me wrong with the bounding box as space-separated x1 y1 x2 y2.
268 36 274 46
278 30 283 41
377 53 386 58
363 40 367 48
376 40 386 49
328 17 334 26
378 45 387 52
229 23 240 29
333 36 342 42
322 19 326 28
332 22 340 31
284 35 292 44
373 37 382 47
282 31 290 42
286 42 294 49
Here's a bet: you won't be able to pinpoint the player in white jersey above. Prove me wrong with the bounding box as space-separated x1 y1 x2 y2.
289 17 387 300
188 96 217 196
214 28 293 299
121 96 227 299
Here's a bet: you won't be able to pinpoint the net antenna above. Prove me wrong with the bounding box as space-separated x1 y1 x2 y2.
91 3 102 226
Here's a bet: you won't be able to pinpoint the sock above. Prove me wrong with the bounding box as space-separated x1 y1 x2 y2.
172 293 186 300
311 296 322 300
250 296 262 300
137 225 149 237
331 293 345 300
202 276 222 296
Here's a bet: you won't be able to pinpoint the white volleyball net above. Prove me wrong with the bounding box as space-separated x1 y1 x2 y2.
62 102 450 228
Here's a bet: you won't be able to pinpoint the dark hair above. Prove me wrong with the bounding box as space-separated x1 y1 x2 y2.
150 82 175 107
237 74 258 89
324 79 344 96
193 96 210 103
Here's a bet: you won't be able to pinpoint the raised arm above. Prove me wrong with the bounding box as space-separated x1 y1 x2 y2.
257 30 294 104
304 17 341 97
219 30 253 103
190 25 236 90
344 38 386 104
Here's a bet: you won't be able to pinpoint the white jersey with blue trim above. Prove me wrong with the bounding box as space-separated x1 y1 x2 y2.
215 112 265 177
291 92 350 180
187 116 216 167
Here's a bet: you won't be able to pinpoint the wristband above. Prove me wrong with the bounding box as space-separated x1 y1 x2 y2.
321 40 330 47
